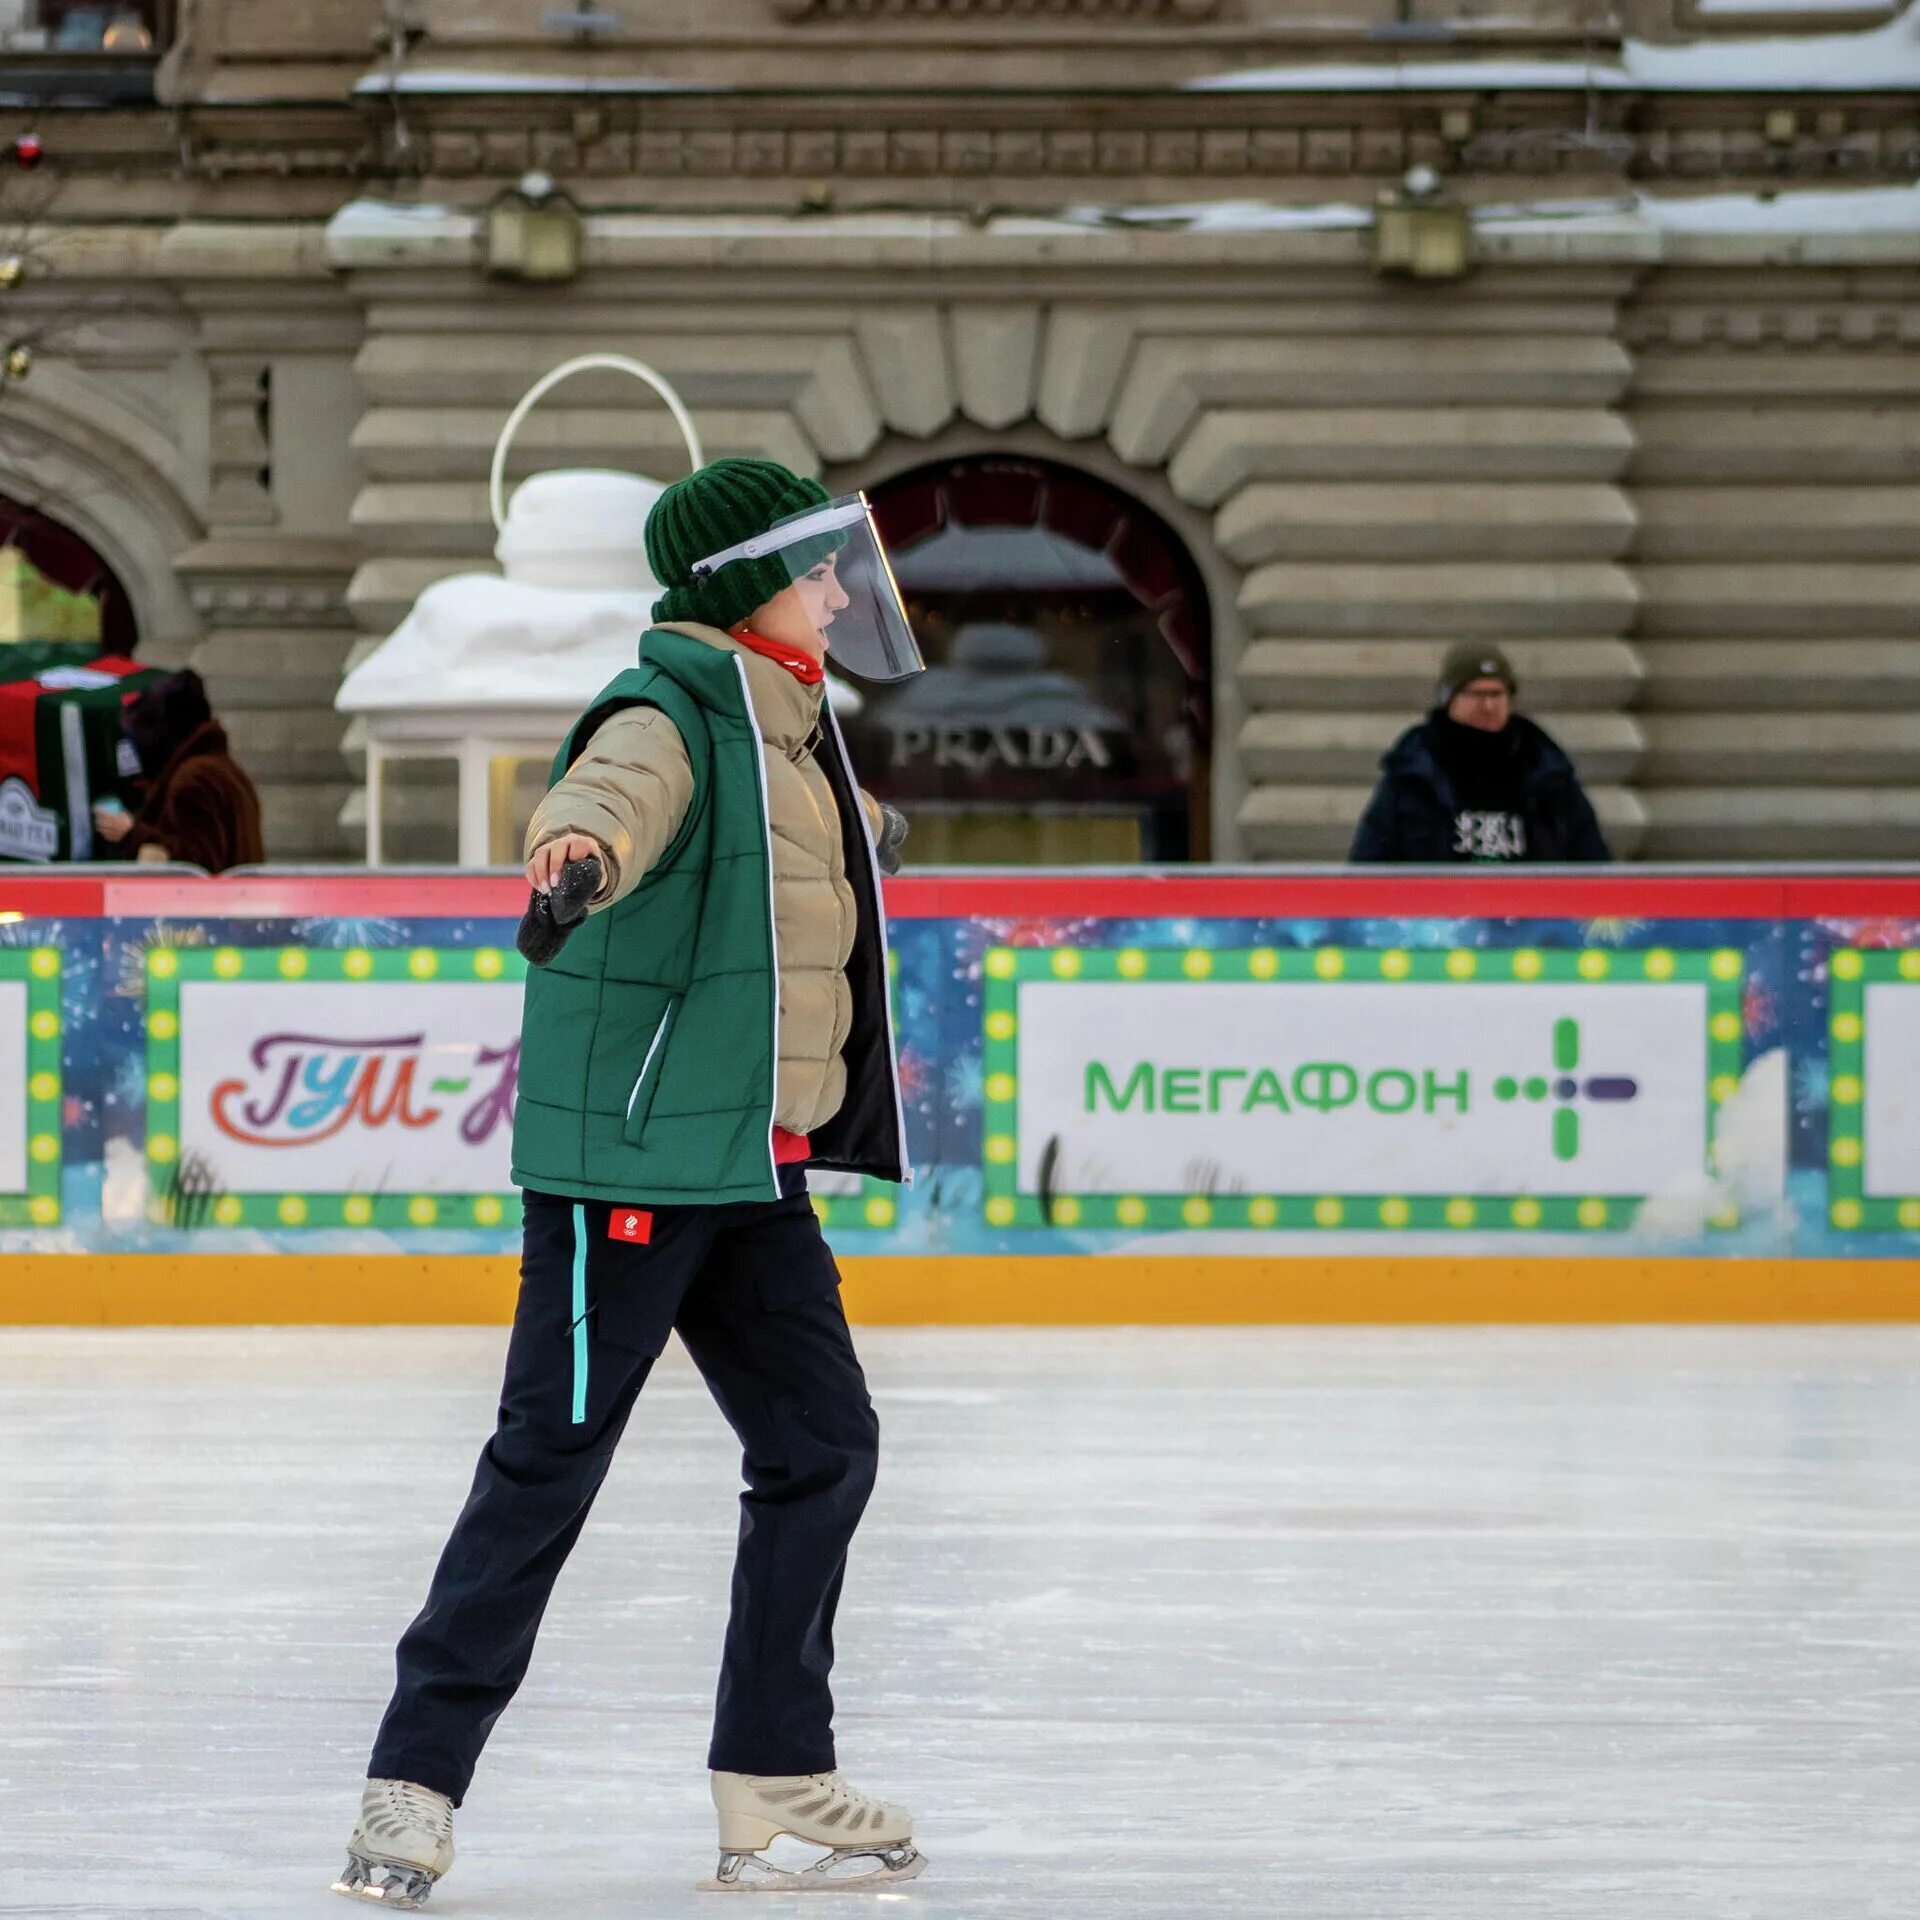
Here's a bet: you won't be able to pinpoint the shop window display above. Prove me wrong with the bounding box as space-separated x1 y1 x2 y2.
0 1 165 53
859 456 1211 865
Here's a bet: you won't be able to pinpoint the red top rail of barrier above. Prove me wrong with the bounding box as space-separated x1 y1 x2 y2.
6 864 1920 924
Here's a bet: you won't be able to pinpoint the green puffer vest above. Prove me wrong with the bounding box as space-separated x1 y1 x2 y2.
510 627 908 1206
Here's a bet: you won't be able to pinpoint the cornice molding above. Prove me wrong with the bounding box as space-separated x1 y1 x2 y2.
1623 302 1920 349
765 0 1222 15
15 89 1920 205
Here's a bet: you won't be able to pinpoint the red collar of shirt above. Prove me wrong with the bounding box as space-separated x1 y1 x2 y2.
733 629 826 686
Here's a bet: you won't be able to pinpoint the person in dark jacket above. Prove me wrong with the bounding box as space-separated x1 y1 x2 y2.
1350 643 1609 864
91 669 265 873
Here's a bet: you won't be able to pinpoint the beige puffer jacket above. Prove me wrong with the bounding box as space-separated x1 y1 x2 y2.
524 622 879 1139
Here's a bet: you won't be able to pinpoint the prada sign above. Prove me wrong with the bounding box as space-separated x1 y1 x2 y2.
887 725 1116 774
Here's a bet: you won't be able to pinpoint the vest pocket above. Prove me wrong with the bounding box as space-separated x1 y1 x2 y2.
621 997 680 1146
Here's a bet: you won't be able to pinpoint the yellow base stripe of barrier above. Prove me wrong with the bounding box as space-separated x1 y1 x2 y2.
1 1255 1916 1326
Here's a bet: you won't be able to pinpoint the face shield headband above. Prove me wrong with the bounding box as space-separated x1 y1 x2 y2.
690 491 925 684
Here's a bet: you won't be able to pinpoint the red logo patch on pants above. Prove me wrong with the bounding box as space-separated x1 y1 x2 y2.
609 1208 653 1245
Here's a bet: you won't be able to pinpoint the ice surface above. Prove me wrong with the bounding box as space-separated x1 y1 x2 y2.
1 1326 1916 1919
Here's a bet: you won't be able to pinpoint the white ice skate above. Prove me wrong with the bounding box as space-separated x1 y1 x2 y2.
700 1770 925 1893
332 1777 455 1910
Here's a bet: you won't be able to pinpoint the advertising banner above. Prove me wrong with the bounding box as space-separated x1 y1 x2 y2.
0 873 1915 1275
143 944 523 1230
1827 946 1920 1234
0 945 62 1226
984 945 1742 1233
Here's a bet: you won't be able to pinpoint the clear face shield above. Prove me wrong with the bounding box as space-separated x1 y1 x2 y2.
690 491 925 684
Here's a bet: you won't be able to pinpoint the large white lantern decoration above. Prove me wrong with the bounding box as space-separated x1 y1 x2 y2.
337 355 703 867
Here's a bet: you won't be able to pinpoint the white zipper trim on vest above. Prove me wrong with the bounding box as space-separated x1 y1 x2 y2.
626 1003 675 1121
729 655 785 1198
824 699 913 1187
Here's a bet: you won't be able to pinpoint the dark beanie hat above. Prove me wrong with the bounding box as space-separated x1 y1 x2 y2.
126 668 212 775
1437 642 1517 705
645 457 834 631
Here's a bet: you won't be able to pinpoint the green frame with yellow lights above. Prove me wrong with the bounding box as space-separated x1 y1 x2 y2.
1826 947 1920 1233
142 943 525 1231
980 943 1747 1234
1 945 64 1226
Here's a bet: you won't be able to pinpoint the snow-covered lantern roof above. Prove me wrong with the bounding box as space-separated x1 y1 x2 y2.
338 354 856 868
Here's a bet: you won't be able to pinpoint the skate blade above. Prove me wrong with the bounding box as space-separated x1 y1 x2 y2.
699 1843 926 1894
332 1849 440 1910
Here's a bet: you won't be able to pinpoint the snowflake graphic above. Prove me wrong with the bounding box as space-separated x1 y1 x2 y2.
57 941 102 1022
945 1053 985 1114
293 915 409 950
108 1049 146 1111
1357 917 1476 951
1793 1054 1829 1116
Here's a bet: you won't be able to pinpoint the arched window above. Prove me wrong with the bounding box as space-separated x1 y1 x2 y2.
857 454 1212 864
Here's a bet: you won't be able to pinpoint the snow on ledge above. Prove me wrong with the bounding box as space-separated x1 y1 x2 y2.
325 198 476 269
1638 181 1920 233
317 187 1917 275
327 199 467 242
1624 12 1920 85
1189 12 1920 91
355 68 712 95
1057 200 1372 232
1056 186 1919 241
1187 58 1632 92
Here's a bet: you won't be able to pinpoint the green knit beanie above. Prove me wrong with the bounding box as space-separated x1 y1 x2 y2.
645 457 835 631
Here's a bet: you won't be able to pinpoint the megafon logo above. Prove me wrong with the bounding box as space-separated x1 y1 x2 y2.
1494 1016 1638 1161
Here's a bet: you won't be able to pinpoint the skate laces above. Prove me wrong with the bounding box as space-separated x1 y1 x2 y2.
380 1779 452 1836
803 1773 897 1823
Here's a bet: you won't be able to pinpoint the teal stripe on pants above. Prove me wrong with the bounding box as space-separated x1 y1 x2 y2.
570 1204 589 1425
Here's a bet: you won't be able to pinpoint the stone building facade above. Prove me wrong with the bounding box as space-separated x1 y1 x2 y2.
2 0 1917 861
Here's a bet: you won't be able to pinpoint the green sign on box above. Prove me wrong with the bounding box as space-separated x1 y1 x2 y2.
981 944 1746 1234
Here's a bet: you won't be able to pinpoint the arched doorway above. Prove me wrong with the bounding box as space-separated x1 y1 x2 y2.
856 454 1211 864
0 493 140 660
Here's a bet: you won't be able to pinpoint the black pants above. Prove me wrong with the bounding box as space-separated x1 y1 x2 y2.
367 1181 880 1805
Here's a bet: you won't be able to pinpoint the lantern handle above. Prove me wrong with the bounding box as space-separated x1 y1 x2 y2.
489 354 704 532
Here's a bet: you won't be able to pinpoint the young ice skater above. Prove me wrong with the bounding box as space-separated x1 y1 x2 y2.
335 458 921 1905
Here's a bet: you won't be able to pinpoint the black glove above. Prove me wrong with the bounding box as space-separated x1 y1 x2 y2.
516 853 605 966
875 803 909 876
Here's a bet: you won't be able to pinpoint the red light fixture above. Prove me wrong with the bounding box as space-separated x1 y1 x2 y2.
14 134 45 170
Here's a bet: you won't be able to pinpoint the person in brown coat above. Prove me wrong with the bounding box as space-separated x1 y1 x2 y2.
92 669 265 872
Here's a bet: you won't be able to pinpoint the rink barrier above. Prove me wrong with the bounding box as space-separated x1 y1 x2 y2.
1 1254 1914 1327
1 865 1918 1324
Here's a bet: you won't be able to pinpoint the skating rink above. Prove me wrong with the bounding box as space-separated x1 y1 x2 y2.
2 1325 1916 1920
